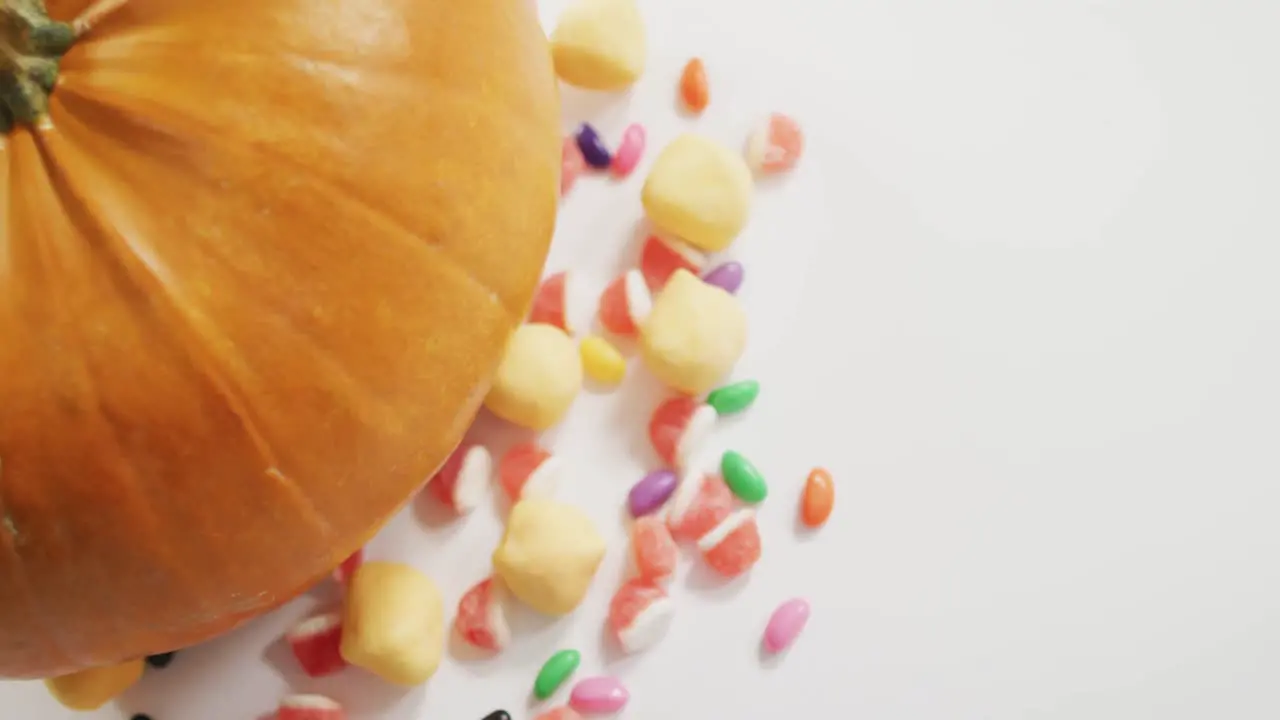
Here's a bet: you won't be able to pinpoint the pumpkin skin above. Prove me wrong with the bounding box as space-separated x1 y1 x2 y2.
0 0 560 679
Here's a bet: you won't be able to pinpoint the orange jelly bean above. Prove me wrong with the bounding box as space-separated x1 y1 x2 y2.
801 468 834 528
679 58 709 114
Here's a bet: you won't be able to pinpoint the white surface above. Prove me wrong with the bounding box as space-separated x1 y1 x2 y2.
6 0 1280 718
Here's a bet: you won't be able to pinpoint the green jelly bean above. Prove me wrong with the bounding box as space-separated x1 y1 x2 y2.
706 379 760 416
721 450 767 503
534 648 581 700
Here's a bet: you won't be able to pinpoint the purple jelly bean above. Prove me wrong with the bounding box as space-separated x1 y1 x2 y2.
569 676 630 714
628 470 679 517
702 261 744 294
575 123 612 169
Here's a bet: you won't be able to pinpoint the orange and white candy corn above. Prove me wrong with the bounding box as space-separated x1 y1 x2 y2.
428 443 493 513
746 113 804 175
697 508 761 578
598 269 652 337
607 579 675 654
454 577 511 652
499 442 563 501
277 694 346 720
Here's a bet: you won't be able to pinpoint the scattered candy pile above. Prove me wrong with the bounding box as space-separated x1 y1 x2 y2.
40 0 822 717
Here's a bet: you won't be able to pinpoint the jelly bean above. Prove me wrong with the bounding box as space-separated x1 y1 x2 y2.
697 508 762 578
763 598 812 654
499 442 563 501
454 577 511 652
642 135 753 252
706 379 759 416
144 652 175 670
639 233 707 290
608 579 675 654
628 469 679 517
535 708 583 720
666 471 735 541
631 516 679 584
530 271 577 334
576 123 612 170
45 660 145 711
333 548 363 586
569 676 631 714
802 467 835 528
550 0 646 91
485 323 583 430
679 58 709 114
598 269 652 337
428 443 493 513
648 395 716 468
721 450 767 503
277 694 345 720
340 562 446 685
482 712 512 720
534 649 582 700
580 335 627 385
493 499 606 616
701 261 745 294
641 270 747 393
611 122 647 178
131 714 152 720
561 137 586 196
746 112 805 175
286 611 347 678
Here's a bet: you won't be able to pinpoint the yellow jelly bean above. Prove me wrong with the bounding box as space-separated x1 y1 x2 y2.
485 323 583 430
493 499 606 616
641 134 753 252
550 0 646 91
580 335 626 385
45 659 145 711
340 561 445 686
641 269 747 394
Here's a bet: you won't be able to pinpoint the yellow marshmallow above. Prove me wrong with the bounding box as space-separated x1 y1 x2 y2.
45 659 144 711
485 323 583 430
493 499 606 616
340 561 445 686
641 269 747 394
580 334 626 386
550 0 646 91
642 134 754 252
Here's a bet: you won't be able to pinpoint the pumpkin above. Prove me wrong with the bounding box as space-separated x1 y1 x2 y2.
0 0 560 678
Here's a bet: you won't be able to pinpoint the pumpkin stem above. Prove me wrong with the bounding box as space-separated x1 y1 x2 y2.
0 0 75 133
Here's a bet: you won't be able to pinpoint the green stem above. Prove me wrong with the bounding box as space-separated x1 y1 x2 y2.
0 0 75 132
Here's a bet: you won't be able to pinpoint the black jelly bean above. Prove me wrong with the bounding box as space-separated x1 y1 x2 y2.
575 123 612 169
145 651 175 669
131 714 153 720
481 711 511 720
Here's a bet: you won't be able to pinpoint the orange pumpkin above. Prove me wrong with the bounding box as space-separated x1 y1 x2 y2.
0 0 560 678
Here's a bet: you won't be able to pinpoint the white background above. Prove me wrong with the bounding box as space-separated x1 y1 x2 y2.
5 0 1280 718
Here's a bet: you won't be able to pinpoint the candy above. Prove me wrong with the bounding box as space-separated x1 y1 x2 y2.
534 649 582 700
286 611 347 677
498 441 563 501
679 58 709 114
427 443 493 513
575 123 612 169
706 379 759 415
454 577 511 652
493 499 606 615
720 450 768 503
641 269 747 393
802 468 835 528
569 676 631 714
763 598 812 654
642 134 753 252
627 468 679 517
597 269 652 337
482 712 512 720
746 112 805 175
485 323 583 430
697 509 762 578
639 233 706 290
580 335 627 386
630 516 678 584
701 261 745 295
277 694 346 720
648 395 716 468
550 0 646 90
529 271 577 334
333 548 363 586
562 137 586 195
144 652 175 669
610 123 646 178
666 471 734 542
340 562 446 685
607 579 675 654
44 660 145 711
535 708 583 720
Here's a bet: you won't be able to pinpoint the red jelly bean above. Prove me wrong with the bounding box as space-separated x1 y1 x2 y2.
631 516 678 584
428 442 493 513
697 509 762 578
454 577 510 652
529 271 575 333
597 269 652 337
277 694 346 720
648 395 717 468
607 579 675 654
498 442 562 501
666 471 735 542
285 612 346 678
639 234 706 290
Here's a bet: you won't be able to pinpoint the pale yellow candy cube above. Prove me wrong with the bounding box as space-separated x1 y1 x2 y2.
485 323 583 430
550 0 646 91
45 659 144 711
493 499 606 616
642 134 754 252
641 269 747 394
340 561 445 686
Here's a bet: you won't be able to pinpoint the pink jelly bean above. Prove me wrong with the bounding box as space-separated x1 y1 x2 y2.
569 676 630 714
763 598 811 654
610 123 646 178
